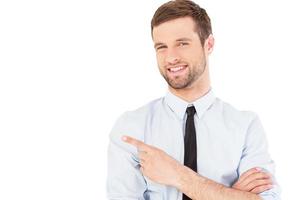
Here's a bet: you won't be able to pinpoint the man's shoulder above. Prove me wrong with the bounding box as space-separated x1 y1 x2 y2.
122 97 164 119
109 97 164 145
213 97 259 126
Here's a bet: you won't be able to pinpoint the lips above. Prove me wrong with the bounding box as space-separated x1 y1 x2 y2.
167 65 188 74
169 66 184 72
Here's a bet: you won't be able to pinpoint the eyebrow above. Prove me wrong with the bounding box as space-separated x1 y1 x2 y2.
154 38 192 48
175 37 192 42
154 42 166 49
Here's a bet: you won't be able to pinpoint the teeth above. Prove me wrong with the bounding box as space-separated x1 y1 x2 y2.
170 66 184 72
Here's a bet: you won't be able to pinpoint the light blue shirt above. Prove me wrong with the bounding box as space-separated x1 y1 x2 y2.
107 89 281 200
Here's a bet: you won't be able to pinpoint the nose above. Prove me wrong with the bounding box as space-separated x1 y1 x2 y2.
165 49 180 65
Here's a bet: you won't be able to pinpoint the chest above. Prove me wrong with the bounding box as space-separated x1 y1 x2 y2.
144 116 245 186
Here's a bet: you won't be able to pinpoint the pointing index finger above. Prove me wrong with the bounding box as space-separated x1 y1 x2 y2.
122 135 151 151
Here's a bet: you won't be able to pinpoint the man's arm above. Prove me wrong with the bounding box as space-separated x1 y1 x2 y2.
122 136 271 200
236 114 281 199
232 167 273 194
176 164 261 200
106 113 147 200
107 141 146 199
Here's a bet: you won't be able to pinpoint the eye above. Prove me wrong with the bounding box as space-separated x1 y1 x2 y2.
156 45 167 51
179 42 189 47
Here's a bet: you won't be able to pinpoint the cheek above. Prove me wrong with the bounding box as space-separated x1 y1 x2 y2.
185 50 204 64
156 53 165 67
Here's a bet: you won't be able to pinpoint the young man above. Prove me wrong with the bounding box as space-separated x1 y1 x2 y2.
107 0 280 199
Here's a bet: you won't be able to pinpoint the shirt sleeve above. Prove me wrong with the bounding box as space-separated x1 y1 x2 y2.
106 112 147 200
238 113 281 200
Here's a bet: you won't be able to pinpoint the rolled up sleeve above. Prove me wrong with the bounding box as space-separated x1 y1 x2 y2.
238 114 281 200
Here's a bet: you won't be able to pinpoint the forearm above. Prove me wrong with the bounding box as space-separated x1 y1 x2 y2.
176 166 262 200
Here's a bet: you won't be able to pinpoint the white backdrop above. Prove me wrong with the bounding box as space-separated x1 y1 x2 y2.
1 0 300 199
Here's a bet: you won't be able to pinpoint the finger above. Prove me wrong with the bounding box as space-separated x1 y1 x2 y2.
122 135 151 151
243 171 270 185
245 178 273 192
140 166 145 174
138 151 148 161
239 167 261 183
140 159 145 166
250 184 273 194
240 171 270 187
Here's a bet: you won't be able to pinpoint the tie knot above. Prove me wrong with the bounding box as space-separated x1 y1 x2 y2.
186 106 196 116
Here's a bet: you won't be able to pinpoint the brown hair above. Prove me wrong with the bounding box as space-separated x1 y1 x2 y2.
151 0 212 46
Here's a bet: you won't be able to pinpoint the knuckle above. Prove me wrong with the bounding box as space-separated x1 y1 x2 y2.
260 171 270 177
254 172 265 179
252 185 267 194
260 185 271 191
259 185 267 190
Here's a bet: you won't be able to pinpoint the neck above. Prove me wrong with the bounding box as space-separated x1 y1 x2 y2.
169 75 211 103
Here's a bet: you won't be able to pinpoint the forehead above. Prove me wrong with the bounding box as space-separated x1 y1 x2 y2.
152 17 199 43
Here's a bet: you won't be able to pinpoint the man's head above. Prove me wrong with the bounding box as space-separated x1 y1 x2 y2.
151 0 214 92
151 0 212 47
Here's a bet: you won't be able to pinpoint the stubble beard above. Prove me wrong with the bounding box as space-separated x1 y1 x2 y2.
161 61 206 90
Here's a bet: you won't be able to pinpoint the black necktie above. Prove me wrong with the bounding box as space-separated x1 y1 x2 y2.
183 106 197 200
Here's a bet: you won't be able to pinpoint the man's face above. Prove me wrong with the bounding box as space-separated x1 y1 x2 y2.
152 17 208 90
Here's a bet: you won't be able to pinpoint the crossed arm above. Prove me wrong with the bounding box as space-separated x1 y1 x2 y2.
122 136 274 200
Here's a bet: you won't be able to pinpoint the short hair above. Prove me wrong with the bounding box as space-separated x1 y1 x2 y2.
151 0 212 46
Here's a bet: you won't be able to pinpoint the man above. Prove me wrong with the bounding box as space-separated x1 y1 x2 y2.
107 0 280 199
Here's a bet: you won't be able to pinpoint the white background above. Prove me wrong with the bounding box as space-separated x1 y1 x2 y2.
0 0 300 199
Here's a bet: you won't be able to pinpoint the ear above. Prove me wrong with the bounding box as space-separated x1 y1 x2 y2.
205 34 214 54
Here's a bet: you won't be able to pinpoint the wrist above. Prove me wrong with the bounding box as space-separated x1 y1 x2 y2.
170 162 185 188
174 165 199 190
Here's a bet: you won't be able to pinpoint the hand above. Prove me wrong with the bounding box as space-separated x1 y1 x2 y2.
232 167 274 194
122 135 182 187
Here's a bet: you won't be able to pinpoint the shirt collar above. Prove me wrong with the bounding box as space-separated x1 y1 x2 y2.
164 88 216 120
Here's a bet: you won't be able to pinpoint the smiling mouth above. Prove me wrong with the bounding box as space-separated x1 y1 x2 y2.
167 65 188 73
